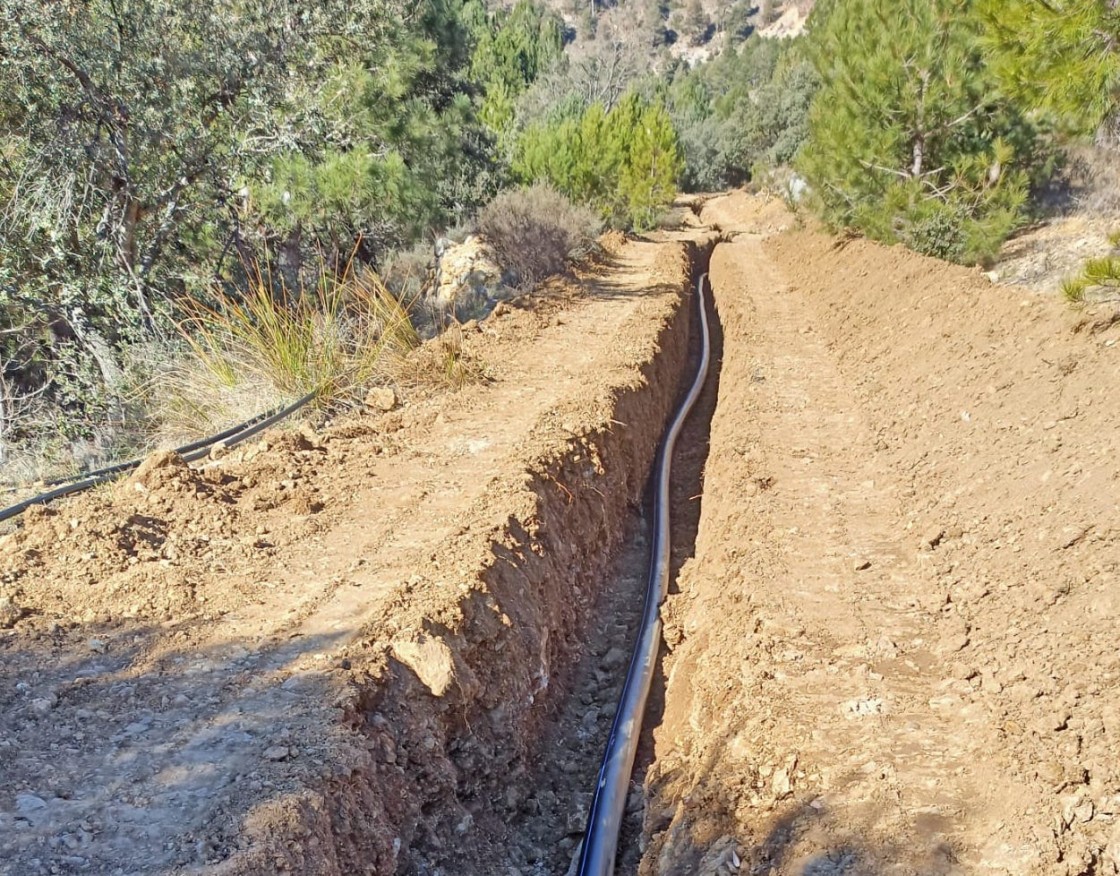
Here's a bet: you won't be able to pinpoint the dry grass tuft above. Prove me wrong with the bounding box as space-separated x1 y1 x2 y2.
166 256 419 438
392 323 489 392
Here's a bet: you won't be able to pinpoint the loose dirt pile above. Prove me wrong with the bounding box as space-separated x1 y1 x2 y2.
0 237 700 875
641 195 1120 875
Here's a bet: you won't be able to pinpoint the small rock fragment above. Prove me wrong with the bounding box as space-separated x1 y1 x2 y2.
920 529 946 551
15 793 47 825
601 647 628 671
29 695 56 717
0 596 25 629
297 422 324 449
365 387 398 412
772 767 792 799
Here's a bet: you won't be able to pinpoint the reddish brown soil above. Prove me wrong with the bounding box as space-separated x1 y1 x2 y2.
641 195 1120 876
7 191 1120 876
0 237 700 875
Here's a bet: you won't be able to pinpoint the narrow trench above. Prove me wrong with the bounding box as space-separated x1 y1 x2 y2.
617 243 726 874
506 243 725 876
412 242 725 876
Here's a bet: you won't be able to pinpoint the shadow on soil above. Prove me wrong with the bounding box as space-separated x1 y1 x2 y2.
742 797 960 875
0 617 352 872
638 780 962 875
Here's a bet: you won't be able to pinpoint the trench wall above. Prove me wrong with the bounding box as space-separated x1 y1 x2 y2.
214 239 713 875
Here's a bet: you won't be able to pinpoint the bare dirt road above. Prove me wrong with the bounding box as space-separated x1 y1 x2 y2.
643 194 1120 876
3 193 1120 876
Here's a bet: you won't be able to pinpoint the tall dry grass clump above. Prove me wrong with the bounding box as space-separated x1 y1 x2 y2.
161 257 418 438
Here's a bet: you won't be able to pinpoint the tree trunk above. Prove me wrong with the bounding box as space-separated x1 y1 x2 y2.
278 224 303 298
66 305 125 426
912 70 930 178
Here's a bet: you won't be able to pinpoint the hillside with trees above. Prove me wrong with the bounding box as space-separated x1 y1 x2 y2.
1 0 1117 479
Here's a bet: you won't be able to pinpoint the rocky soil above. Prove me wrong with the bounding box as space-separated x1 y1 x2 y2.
640 193 1120 876
5 190 1120 876
0 235 701 875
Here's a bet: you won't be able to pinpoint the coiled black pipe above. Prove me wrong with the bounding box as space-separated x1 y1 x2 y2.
0 390 317 524
576 271 712 875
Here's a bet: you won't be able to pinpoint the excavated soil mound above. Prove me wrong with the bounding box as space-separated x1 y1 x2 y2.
641 195 1120 875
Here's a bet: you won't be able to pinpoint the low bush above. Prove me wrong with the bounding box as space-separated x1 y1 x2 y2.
476 184 602 287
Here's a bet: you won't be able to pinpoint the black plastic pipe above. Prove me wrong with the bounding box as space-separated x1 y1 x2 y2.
576 271 712 875
0 391 316 524
35 400 303 488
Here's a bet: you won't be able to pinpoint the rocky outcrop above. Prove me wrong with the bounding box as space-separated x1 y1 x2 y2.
432 235 514 319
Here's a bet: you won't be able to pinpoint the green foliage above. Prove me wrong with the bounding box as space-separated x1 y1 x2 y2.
796 0 1049 265
0 0 493 444
1061 276 1089 304
467 0 566 142
514 93 683 229
469 0 565 94
979 0 1120 136
684 0 712 45
666 36 818 191
255 0 500 261
722 1 757 45
1061 237 1120 304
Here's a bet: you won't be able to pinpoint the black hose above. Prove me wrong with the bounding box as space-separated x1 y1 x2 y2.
37 401 299 488
0 418 257 494
576 272 712 875
0 391 316 524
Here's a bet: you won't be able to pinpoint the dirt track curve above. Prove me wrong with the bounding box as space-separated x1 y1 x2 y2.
3 193 1120 876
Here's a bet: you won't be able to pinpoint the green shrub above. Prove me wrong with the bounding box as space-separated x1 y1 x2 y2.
797 0 1050 266
666 35 818 192
514 92 683 230
1061 251 1120 306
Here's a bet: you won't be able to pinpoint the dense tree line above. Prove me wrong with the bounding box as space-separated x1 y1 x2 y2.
665 35 817 191
668 0 1119 267
0 0 495 443
795 0 1118 265
3 0 1115 467
515 94 682 230
0 0 682 459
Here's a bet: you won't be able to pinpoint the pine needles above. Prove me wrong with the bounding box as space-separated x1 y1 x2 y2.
1060 236 1120 306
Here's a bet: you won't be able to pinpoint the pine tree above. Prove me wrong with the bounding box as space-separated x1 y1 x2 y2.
513 93 682 229
978 0 1120 137
797 0 1046 265
620 102 684 229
